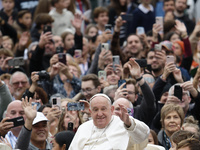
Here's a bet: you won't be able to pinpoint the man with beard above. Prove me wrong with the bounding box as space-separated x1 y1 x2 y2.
147 49 166 79
29 31 55 73
10 71 30 100
111 15 144 65
174 0 195 34
0 100 25 149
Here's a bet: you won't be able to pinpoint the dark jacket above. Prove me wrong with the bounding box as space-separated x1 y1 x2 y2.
133 82 156 126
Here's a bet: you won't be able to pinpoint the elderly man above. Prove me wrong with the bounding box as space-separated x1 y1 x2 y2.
0 100 25 148
9 71 30 100
69 93 150 150
15 98 50 150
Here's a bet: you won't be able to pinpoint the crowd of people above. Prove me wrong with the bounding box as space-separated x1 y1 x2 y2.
0 0 200 149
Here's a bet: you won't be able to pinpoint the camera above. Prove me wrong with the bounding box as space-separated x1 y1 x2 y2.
8 57 25 67
37 70 50 81
67 102 85 111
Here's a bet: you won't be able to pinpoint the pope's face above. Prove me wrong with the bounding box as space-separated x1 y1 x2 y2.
90 96 114 129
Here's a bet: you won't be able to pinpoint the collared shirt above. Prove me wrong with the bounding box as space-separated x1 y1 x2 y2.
138 4 154 14
5 131 17 149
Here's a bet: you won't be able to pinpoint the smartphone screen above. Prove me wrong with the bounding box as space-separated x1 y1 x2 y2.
136 27 145 35
98 70 106 80
112 55 120 71
105 24 113 33
58 53 66 65
174 85 182 101
74 50 82 58
118 79 126 88
101 43 109 51
43 25 52 33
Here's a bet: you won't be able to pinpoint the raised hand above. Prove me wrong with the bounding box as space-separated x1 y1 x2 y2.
98 49 112 70
38 31 53 49
18 32 30 49
46 107 61 124
128 58 141 79
162 62 176 80
181 81 198 98
114 14 126 32
114 104 131 127
71 13 82 34
172 68 183 83
50 54 59 67
21 97 37 130
175 20 187 33
123 61 131 79
114 83 128 100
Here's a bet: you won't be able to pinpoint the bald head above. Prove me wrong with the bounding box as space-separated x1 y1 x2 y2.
6 100 24 119
113 98 133 116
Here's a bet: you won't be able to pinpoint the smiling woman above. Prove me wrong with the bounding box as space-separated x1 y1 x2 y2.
158 104 184 150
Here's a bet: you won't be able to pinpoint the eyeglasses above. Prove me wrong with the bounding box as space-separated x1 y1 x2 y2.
81 87 96 94
127 91 135 95
12 81 28 86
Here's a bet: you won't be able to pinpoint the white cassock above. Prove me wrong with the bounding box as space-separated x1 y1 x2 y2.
69 115 150 150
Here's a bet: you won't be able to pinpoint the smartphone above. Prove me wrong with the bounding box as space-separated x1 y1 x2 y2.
67 102 85 111
135 59 147 68
154 44 162 51
166 55 174 63
127 108 134 116
98 70 106 80
113 55 120 71
43 25 52 33
56 46 64 53
67 122 73 131
74 49 82 58
105 24 113 33
121 14 133 21
52 97 61 109
156 17 163 34
101 43 109 51
136 27 145 35
6 116 24 127
58 53 66 65
118 79 126 88
8 57 25 67
174 85 182 101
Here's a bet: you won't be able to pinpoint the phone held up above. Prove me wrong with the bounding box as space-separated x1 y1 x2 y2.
174 85 182 101
6 116 25 128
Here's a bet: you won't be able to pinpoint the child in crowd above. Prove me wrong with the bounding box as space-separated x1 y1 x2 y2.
0 0 17 25
12 10 32 36
2 36 14 51
49 0 75 36
130 0 155 33
93 7 109 35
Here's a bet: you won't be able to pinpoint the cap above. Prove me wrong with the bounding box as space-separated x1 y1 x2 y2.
160 41 173 51
90 93 111 104
32 112 48 125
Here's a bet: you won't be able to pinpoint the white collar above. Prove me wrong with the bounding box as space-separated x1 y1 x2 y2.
138 4 154 14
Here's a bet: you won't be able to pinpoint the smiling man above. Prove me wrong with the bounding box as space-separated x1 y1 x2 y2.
69 93 150 150
15 98 50 150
